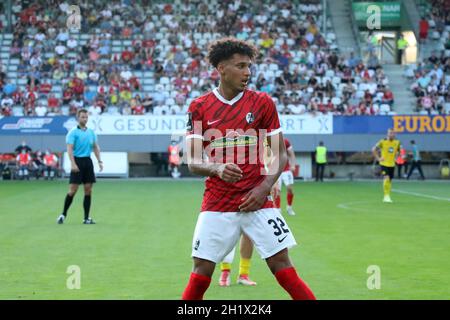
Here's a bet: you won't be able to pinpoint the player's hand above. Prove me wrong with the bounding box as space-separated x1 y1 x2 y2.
239 183 271 212
271 184 280 201
71 163 80 172
290 165 296 174
217 163 243 183
99 162 103 172
378 157 384 163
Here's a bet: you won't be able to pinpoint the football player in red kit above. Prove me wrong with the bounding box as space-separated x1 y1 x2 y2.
181 37 315 300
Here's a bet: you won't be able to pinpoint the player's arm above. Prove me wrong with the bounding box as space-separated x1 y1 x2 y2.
93 142 103 172
372 142 383 162
239 132 287 212
67 144 79 172
186 137 243 183
287 146 297 173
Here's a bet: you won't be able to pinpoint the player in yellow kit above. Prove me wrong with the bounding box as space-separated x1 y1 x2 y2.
372 129 401 203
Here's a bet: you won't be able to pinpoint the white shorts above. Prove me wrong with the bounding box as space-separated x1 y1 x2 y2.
278 170 294 188
191 208 297 263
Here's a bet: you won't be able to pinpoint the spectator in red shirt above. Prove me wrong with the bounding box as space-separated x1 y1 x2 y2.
142 39 155 48
382 86 395 105
132 102 145 115
40 82 52 94
419 17 429 43
128 76 141 91
71 77 85 95
47 93 60 112
1 104 12 116
121 48 134 63
62 87 73 105
122 26 132 38
16 149 32 180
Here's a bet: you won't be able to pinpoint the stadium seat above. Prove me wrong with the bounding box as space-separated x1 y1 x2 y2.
432 31 440 40
372 104 380 114
331 97 341 106
378 104 390 114
12 107 24 116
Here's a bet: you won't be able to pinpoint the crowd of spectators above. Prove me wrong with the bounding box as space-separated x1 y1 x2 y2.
406 50 450 114
0 0 394 118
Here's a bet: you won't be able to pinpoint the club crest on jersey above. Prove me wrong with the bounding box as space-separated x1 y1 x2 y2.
388 147 394 153
246 112 254 124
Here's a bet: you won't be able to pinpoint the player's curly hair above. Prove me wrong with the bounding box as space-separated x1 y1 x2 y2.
207 37 258 68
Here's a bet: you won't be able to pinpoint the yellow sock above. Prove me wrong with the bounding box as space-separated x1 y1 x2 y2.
239 258 251 276
221 262 231 272
383 179 391 196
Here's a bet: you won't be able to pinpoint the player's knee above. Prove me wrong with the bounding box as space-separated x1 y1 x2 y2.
68 186 78 196
287 187 293 194
192 258 215 277
266 249 293 274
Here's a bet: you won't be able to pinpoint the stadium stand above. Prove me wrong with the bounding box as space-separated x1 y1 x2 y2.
0 0 394 118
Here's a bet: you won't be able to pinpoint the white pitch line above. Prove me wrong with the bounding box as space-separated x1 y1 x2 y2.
392 189 450 202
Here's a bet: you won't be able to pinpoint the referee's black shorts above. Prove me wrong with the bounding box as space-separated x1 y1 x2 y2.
70 157 96 184
380 165 395 180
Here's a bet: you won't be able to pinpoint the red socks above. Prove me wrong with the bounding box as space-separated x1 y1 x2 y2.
182 269 315 300
181 272 211 300
275 195 281 208
287 192 294 206
275 267 316 300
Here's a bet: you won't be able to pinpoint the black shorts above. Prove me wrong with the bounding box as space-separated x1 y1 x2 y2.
70 157 96 184
380 166 394 180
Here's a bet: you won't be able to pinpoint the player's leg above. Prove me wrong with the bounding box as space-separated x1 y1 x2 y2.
417 161 425 179
57 183 79 224
242 208 315 300
219 245 235 287
320 164 325 181
50 166 55 179
286 184 296 216
82 158 97 224
237 233 257 286
266 249 316 300
285 171 296 215
182 257 216 300
406 161 416 179
82 183 95 224
24 165 29 180
315 164 319 182
382 167 393 203
182 211 241 300
18 166 24 180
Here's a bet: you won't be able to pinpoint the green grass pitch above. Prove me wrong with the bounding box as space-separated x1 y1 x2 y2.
0 179 449 300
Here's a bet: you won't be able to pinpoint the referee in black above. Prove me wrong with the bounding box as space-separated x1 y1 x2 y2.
57 109 103 224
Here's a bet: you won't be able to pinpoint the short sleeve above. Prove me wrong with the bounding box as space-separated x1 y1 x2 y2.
66 129 75 144
376 139 383 149
185 101 204 140
285 139 292 150
261 94 281 137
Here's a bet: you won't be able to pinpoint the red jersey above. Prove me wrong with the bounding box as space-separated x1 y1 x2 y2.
17 153 31 165
283 138 292 172
44 154 57 166
186 88 281 212
168 144 181 165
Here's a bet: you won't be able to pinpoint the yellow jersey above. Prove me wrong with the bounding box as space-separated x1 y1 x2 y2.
376 139 401 167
